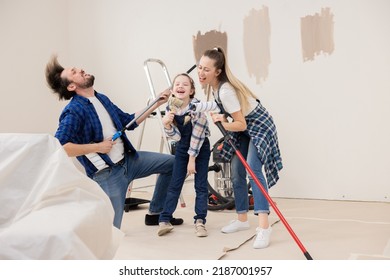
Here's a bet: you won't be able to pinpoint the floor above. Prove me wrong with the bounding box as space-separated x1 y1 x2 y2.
113 181 390 260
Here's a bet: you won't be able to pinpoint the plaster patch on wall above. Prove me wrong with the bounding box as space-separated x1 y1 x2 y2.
301 7 335 62
192 30 228 64
243 6 271 84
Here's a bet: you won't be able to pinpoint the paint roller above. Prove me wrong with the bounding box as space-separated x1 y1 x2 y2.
190 100 221 113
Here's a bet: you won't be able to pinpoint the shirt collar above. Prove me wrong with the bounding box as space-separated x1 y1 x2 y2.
72 91 100 104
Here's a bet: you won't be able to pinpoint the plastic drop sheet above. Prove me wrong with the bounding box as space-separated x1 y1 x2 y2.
0 134 123 259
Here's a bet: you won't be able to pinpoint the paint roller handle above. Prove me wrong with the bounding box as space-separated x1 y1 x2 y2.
112 63 194 142
112 130 123 141
112 94 167 141
186 64 197 74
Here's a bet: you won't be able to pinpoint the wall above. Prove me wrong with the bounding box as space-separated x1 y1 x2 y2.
0 0 69 134
0 0 389 202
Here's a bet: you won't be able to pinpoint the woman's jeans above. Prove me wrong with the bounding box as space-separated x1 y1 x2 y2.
93 151 174 228
231 134 270 214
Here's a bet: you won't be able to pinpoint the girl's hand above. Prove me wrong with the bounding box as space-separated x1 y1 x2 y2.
162 110 175 128
187 156 196 176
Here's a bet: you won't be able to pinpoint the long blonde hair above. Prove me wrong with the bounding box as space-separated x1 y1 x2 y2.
203 47 258 113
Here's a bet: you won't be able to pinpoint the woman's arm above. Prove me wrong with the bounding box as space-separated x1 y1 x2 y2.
210 110 247 132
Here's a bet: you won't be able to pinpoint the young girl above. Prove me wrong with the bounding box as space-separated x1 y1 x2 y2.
158 73 211 237
197 47 283 248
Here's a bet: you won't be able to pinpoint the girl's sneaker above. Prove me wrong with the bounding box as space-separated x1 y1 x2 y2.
157 222 174 236
195 219 208 237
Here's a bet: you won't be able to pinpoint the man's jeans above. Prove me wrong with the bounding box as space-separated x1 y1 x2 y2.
93 151 174 228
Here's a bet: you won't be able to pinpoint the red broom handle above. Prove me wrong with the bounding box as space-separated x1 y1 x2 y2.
215 121 313 260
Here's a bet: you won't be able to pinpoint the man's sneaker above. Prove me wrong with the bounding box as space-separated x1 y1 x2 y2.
253 226 272 249
195 219 208 237
145 214 184 226
221 220 250 233
169 217 184 225
157 222 174 236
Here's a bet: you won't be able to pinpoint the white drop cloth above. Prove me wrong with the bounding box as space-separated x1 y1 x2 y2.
0 134 123 259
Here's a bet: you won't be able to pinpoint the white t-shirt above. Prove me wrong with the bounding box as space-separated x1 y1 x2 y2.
215 82 258 116
88 96 124 164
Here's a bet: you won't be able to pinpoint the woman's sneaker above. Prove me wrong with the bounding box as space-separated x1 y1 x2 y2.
221 220 250 233
157 222 174 236
195 219 208 237
253 226 272 249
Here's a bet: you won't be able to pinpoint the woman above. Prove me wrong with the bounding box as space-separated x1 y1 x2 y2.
197 47 283 249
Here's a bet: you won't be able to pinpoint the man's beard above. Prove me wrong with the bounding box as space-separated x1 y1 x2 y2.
76 75 95 89
84 75 95 88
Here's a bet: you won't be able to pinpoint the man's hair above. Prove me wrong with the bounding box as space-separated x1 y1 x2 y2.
45 55 75 100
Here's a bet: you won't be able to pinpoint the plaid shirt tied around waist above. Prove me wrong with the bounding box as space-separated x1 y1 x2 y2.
220 103 283 188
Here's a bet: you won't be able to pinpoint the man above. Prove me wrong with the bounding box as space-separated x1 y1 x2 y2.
45 55 183 229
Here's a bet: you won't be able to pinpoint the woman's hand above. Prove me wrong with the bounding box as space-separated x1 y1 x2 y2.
210 111 247 132
210 112 226 124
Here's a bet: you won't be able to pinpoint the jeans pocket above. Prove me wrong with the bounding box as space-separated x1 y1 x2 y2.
93 167 112 182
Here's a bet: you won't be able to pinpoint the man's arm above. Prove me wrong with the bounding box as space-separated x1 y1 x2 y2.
63 139 115 157
135 88 171 125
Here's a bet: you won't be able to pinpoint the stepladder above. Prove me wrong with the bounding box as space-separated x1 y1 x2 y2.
124 58 187 211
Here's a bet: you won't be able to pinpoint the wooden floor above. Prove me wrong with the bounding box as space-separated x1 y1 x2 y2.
114 183 390 261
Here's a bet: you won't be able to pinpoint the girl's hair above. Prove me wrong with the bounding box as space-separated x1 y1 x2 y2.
172 73 196 99
203 47 258 113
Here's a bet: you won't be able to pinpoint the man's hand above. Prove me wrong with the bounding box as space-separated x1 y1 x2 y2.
157 88 172 105
96 138 116 154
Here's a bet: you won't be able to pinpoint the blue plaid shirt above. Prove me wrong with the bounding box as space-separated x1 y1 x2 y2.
55 92 138 177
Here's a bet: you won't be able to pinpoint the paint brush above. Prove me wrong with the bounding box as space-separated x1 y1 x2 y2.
168 96 191 125
168 96 183 112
